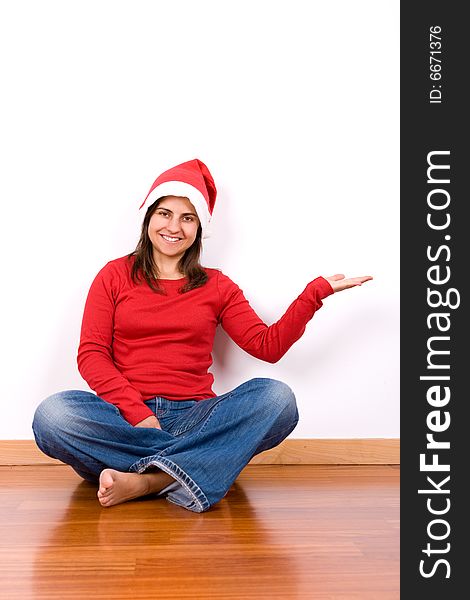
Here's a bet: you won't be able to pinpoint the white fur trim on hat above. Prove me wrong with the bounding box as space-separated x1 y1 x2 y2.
144 181 211 239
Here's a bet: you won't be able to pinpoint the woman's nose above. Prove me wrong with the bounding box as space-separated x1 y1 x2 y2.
168 216 181 231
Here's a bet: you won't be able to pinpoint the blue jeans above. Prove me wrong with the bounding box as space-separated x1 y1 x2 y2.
32 378 299 513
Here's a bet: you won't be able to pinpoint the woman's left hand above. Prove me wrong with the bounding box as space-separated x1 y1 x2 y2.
325 274 373 293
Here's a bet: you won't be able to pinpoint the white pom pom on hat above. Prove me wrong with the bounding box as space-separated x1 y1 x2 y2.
139 159 217 239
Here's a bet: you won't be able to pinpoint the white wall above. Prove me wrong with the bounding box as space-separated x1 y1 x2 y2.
0 0 399 439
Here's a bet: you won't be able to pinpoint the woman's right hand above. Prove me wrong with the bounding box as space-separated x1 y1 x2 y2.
134 415 162 429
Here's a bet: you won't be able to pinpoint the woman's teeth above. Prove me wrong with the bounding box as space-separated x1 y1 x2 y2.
161 235 181 243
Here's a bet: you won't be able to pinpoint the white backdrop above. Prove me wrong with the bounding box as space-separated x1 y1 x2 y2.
0 0 399 439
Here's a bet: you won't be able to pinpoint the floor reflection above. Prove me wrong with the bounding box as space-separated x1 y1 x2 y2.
31 471 302 598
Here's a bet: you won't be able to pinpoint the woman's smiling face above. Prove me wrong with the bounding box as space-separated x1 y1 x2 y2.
147 196 200 261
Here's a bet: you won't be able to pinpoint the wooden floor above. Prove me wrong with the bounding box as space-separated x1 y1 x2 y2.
0 464 399 600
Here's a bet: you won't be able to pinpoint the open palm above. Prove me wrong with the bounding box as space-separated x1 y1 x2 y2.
325 274 373 293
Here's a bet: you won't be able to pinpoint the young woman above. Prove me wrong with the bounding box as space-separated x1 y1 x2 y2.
32 159 372 513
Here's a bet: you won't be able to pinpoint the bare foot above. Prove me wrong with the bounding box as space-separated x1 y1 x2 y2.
97 468 175 507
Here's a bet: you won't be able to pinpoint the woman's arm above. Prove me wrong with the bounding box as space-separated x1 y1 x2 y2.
217 271 372 363
77 264 156 426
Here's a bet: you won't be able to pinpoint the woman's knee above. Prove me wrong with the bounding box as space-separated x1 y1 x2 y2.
248 378 299 420
32 390 94 436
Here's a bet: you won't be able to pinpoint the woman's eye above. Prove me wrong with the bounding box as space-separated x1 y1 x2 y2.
157 211 194 222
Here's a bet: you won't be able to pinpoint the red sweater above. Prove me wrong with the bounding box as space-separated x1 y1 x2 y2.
77 255 334 425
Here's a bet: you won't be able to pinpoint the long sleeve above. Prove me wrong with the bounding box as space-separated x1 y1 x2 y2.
77 263 154 426
217 272 334 363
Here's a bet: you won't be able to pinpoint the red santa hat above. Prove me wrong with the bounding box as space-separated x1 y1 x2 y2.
139 159 217 239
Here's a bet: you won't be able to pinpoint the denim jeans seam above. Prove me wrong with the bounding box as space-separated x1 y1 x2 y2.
130 455 209 512
196 398 224 437
165 493 206 512
172 393 233 437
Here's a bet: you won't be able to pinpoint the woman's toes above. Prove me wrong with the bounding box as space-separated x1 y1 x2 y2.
99 468 116 495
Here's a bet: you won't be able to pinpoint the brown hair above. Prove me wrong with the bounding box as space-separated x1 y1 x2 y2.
126 197 208 294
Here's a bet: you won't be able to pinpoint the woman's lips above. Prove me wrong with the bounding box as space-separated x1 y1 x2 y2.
160 234 182 243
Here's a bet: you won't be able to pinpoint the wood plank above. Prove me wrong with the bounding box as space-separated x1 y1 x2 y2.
250 438 399 465
0 438 399 466
0 464 399 599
